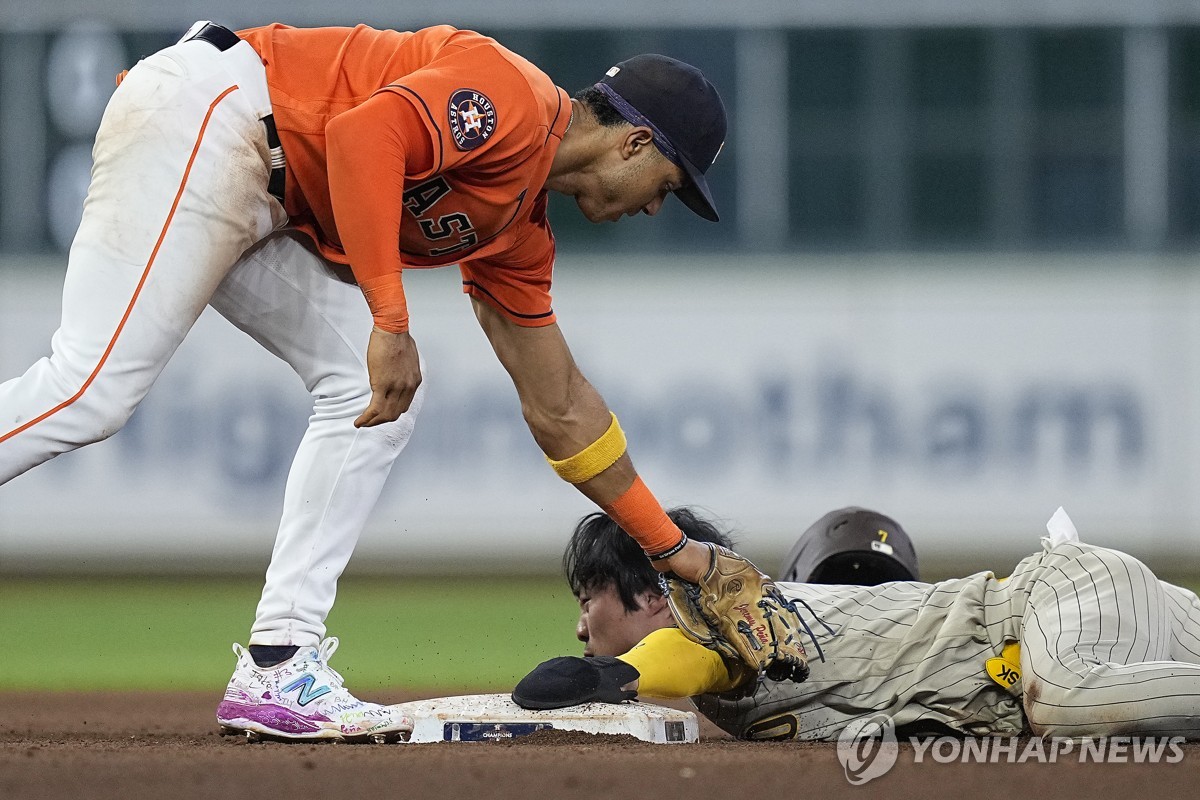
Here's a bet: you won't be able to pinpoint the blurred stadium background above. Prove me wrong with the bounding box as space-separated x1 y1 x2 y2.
2 1 1200 689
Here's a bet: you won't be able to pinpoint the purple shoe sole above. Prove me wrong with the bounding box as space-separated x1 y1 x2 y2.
216 700 332 736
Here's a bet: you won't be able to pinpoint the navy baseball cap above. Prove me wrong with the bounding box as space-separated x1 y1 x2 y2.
595 54 727 222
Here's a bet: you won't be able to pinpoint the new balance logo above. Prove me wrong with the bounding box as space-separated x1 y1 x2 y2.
283 674 331 707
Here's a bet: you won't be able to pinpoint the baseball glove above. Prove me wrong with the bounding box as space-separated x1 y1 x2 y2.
663 544 810 683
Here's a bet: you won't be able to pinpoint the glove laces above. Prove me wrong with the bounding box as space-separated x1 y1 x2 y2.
775 595 837 664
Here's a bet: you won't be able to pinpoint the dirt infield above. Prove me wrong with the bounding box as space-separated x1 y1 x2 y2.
4 692 1200 800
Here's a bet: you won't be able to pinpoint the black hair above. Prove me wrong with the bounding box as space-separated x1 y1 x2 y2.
563 506 735 612
572 85 629 128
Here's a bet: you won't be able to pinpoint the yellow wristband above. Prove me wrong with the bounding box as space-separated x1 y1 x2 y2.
546 412 627 484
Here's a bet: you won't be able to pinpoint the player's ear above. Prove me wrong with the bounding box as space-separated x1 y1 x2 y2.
639 588 669 616
622 126 654 159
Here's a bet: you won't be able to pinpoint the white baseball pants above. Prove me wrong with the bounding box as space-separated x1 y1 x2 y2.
0 25 421 646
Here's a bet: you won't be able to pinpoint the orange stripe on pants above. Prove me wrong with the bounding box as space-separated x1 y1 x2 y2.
0 84 240 447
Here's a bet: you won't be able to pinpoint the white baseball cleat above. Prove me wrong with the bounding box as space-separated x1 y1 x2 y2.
216 637 412 743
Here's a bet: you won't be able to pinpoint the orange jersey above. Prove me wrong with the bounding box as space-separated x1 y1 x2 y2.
237 24 572 332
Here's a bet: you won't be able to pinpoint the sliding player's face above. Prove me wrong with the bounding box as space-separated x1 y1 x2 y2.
574 583 672 658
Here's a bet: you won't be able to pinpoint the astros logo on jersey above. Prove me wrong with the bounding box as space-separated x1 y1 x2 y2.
449 89 497 150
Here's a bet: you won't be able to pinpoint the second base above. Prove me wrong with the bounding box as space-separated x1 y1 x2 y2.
390 693 699 744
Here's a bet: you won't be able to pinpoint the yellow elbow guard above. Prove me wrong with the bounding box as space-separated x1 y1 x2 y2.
546 412 627 484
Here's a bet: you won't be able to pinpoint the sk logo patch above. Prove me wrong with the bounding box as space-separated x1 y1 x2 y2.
985 641 1023 696
449 89 497 151
283 674 332 707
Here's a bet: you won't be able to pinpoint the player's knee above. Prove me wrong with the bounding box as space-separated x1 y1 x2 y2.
1024 699 1070 738
365 401 421 452
322 380 425 424
1023 702 1055 738
310 368 374 420
73 392 139 443
1026 710 1109 739
29 352 136 439
315 361 427 423
1024 676 1053 736
39 364 140 445
1024 680 1104 738
312 370 424 453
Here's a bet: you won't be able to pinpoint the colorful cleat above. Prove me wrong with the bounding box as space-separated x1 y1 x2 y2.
216 637 412 743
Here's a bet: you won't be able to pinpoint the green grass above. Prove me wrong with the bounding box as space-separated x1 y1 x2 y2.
16 572 1198 694
0 576 581 692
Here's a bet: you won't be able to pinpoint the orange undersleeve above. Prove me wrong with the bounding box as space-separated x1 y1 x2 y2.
602 477 684 556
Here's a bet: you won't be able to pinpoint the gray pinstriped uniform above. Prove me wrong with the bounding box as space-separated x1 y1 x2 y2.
693 538 1200 741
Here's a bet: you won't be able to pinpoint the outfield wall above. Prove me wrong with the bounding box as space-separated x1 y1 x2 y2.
2 253 1200 572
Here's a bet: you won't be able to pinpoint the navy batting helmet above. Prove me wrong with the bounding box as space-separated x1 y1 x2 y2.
780 507 919 585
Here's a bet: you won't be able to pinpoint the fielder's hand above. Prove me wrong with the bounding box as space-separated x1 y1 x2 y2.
664 544 810 683
356 327 422 427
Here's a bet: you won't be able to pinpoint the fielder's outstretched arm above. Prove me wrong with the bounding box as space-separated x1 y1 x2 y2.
471 297 711 582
